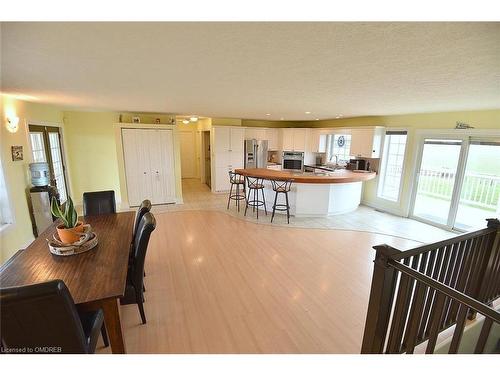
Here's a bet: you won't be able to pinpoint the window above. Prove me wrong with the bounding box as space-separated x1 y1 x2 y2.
377 130 408 202
326 134 352 163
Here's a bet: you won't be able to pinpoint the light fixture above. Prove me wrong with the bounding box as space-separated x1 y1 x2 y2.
315 118 320 121
280 117 284 121
335 114 344 119
305 111 311 114
265 113 271 116
6 116 20 133
182 119 190 124
190 116 198 122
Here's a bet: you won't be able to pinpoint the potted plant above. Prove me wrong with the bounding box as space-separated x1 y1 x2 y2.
50 196 84 244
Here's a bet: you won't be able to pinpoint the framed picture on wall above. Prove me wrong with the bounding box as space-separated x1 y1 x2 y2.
11 145 23 161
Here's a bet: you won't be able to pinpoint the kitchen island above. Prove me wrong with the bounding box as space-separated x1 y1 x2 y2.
235 168 376 217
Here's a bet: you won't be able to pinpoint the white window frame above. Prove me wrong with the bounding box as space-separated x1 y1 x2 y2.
377 128 409 205
0 153 14 232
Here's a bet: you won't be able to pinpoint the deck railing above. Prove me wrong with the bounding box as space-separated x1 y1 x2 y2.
361 218 500 354
418 169 500 211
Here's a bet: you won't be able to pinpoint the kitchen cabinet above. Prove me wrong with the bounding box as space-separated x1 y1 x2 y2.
307 129 327 153
212 126 245 192
350 127 384 158
245 127 266 140
265 128 279 151
282 128 308 152
122 128 176 206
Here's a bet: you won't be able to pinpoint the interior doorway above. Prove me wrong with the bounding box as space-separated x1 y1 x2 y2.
202 131 211 188
179 130 197 178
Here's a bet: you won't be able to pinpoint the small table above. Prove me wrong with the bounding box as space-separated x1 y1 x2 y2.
0 212 134 354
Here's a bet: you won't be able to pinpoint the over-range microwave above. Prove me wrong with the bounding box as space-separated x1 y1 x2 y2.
282 151 304 171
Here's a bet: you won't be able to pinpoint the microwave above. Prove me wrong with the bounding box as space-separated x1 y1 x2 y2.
282 151 304 171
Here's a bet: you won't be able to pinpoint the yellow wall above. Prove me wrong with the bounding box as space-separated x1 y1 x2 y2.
1 96 64 262
63 111 122 206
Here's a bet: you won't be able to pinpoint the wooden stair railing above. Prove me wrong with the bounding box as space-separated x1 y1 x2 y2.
361 218 500 354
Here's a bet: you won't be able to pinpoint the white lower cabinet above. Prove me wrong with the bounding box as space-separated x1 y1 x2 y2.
122 128 176 206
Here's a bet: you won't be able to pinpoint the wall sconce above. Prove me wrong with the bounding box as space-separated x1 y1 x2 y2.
6 116 20 133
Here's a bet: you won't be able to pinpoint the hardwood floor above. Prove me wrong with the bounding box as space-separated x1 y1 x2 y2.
98 210 419 353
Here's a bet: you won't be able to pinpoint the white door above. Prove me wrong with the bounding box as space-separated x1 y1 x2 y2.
122 128 152 206
122 128 176 206
148 129 176 204
179 131 197 178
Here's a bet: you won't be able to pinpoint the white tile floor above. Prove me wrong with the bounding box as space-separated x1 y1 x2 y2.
151 178 456 245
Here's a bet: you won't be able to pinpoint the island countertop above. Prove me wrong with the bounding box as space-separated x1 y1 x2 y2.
235 168 376 184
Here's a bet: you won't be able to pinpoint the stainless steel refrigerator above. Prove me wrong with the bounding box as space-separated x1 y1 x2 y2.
244 139 268 168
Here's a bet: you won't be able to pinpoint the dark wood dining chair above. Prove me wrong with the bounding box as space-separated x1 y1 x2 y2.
120 212 156 324
130 199 152 279
82 190 116 216
0 279 109 354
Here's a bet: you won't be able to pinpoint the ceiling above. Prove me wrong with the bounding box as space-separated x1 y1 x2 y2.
1 22 499 120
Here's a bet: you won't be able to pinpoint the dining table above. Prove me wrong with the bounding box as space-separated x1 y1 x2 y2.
0 211 135 354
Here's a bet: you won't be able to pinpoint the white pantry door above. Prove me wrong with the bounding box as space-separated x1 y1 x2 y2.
148 129 176 204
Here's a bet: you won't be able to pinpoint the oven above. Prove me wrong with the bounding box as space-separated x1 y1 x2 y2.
282 151 304 171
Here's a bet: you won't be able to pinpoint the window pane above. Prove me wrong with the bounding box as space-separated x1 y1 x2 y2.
455 142 500 231
327 134 352 163
48 132 68 203
378 132 408 202
29 133 47 162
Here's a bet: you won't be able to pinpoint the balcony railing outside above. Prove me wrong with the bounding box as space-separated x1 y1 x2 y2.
418 168 500 212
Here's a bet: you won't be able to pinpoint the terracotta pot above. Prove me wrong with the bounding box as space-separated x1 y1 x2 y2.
56 221 84 244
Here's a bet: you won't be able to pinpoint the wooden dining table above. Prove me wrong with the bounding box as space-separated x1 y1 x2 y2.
0 211 135 354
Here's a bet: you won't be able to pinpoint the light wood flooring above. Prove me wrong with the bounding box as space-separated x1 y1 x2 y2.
98 210 420 353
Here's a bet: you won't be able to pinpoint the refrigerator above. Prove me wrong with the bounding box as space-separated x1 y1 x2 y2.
244 139 268 168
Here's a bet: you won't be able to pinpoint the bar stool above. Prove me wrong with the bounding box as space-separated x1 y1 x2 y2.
227 171 246 212
270 179 293 224
244 176 267 219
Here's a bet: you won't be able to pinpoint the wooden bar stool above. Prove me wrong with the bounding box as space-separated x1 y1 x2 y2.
244 176 267 219
270 179 293 224
227 171 246 212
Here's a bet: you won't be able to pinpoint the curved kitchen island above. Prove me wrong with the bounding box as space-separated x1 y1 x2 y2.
235 168 376 217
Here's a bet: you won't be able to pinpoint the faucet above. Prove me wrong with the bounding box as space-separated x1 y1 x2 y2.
329 154 338 169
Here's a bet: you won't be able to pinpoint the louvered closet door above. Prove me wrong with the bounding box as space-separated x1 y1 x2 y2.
148 129 176 204
122 128 153 207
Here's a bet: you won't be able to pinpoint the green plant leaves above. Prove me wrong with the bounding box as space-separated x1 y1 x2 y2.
50 196 78 228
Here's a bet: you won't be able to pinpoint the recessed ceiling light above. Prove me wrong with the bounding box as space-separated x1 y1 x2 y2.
280 117 284 121
182 119 189 124
315 118 320 121
305 111 311 114
265 113 271 116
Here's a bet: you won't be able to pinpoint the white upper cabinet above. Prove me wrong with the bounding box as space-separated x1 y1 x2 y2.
245 127 266 140
230 127 245 152
281 128 308 152
349 127 384 158
265 128 279 150
307 129 327 153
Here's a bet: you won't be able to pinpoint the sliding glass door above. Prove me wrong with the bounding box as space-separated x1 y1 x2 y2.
412 139 463 226
411 135 500 231
455 140 500 230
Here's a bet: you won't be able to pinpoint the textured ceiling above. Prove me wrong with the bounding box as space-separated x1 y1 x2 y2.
1 22 499 120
